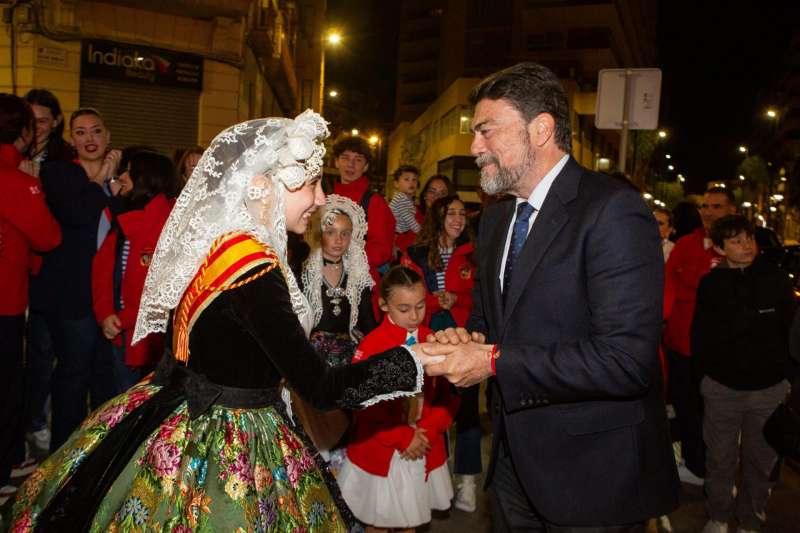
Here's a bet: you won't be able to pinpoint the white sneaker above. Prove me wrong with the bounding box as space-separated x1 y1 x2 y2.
454 475 477 512
28 427 51 451
677 460 704 486
702 520 728 533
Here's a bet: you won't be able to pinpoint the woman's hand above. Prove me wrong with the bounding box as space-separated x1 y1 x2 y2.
18 159 40 178
101 314 122 339
99 149 122 183
401 427 430 460
410 343 446 366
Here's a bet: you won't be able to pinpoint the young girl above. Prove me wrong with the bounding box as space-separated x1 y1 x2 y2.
338 265 459 532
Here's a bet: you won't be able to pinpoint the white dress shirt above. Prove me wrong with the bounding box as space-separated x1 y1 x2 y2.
499 154 570 292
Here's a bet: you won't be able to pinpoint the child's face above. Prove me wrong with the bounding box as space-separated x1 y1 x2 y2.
321 213 352 261
717 230 756 268
395 171 419 195
380 282 426 331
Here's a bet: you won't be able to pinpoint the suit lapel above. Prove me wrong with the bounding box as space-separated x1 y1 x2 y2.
485 200 514 334
500 158 581 332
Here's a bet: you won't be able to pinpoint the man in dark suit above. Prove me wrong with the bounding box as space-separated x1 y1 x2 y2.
425 62 680 531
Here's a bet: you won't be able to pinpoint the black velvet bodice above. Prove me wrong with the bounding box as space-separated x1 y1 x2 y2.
313 274 377 337
185 265 417 410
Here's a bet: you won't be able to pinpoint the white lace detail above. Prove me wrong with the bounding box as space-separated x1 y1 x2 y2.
358 345 424 408
133 110 329 344
301 195 373 341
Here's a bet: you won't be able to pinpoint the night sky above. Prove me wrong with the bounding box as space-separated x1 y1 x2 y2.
326 1 798 194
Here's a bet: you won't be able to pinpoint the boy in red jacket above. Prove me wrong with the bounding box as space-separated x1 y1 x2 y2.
338 266 459 532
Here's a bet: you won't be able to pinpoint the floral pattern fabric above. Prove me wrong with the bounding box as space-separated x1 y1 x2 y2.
11 381 352 533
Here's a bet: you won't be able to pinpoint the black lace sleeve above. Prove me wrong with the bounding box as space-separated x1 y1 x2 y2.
227 267 422 410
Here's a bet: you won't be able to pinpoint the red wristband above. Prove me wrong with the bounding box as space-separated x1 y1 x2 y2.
490 344 499 375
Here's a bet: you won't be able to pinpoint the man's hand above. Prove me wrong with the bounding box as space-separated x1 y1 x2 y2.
424 340 494 387
409 343 446 366
425 327 486 345
401 427 431 460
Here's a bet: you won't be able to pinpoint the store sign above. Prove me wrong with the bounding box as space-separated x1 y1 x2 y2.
81 40 203 90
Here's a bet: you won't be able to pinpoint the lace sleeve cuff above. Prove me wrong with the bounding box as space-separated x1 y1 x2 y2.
343 346 424 409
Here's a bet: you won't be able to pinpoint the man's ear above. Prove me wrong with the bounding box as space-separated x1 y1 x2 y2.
528 112 555 148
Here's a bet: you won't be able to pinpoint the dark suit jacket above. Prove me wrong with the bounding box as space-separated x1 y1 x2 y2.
468 157 679 525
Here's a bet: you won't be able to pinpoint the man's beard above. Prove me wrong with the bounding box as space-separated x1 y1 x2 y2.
476 135 535 196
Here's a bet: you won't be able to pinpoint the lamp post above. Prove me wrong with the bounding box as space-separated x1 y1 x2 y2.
320 30 342 114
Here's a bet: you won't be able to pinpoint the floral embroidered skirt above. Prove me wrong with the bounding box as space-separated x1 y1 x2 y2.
10 378 358 532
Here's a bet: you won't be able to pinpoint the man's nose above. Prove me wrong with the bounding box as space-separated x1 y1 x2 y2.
470 135 484 157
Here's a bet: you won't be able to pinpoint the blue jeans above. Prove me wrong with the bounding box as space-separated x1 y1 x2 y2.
48 315 117 452
110 342 144 394
25 311 55 433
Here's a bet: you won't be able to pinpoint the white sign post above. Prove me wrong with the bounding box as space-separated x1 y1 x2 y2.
595 68 662 173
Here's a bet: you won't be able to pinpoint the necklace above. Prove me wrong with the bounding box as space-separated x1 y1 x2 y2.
322 272 347 317
323 257 343 269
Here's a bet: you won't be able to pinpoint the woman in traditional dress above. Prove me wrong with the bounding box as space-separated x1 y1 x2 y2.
302 194 376 368
10 111 439 532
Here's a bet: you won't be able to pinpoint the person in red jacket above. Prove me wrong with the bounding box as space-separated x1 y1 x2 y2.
338 266 459 532
401 194 481 512
0 94 61 501
331 136 395 286
663 186 735 485
92 150 178 393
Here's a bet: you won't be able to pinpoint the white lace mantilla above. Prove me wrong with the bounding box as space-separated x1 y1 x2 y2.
133 110 329 344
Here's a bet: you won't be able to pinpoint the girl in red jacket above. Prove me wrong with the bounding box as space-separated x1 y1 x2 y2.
92 150 178 392
338 266 459 532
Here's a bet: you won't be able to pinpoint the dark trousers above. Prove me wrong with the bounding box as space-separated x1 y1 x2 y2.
25 310 56 432
490 444 645 533
0 315 26 485
109 343 144 394
666 348 706 477
49 315 117 452
454 383 483 475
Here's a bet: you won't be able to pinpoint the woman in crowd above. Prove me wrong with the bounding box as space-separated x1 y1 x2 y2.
33 108 123 451
175 145 204 189
11 110 440 532
92 150 179 393
22 89 73 170
416 174 453 227
302 194 376 367
402 194 481 512
0 93 61 506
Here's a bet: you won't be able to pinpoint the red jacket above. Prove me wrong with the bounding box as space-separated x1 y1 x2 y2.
92 194 172 366
0 144 61 315
402 242 476 327
348 317 459 477
663 228 721 356
334 176 395 284
395 204 424 257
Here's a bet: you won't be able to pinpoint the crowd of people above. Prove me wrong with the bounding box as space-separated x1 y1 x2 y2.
0 60 798 533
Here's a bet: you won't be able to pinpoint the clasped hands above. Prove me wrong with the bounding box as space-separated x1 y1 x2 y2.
410 327 494 388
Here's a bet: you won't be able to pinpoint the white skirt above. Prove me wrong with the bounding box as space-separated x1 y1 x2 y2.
338 451 453 528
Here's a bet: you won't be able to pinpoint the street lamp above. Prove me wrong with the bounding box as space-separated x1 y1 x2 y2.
326 31 342 46
351 128 359 136
368 135 380 146
742 202 752 208
677 174 686 183
658 130 667 139
667 164 674 171
665 154 671 159
328 89 338 98
739 174 745 181
738 145 748 154
766 109 777 119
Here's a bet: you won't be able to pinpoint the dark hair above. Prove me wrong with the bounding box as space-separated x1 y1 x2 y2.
710 215 754 249
176 145 205 182
705 186 736 206
416 194 473 270
672 201 702 241
127 151 179 209
0 93 34 147
379 265 423 301
653 206 673 227
69 107 105 129
419 174 454 214
393 164 419 181
332 136 372 165
469 62 571 153
23 89 72 162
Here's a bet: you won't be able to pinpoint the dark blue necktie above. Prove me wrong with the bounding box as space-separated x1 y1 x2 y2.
503 201 535 301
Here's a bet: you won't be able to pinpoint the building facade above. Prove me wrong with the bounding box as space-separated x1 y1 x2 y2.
390 0 658 197
1 0 326 154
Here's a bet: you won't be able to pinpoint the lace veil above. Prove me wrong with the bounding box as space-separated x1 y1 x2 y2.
133 110 329 344
301 194 374 341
